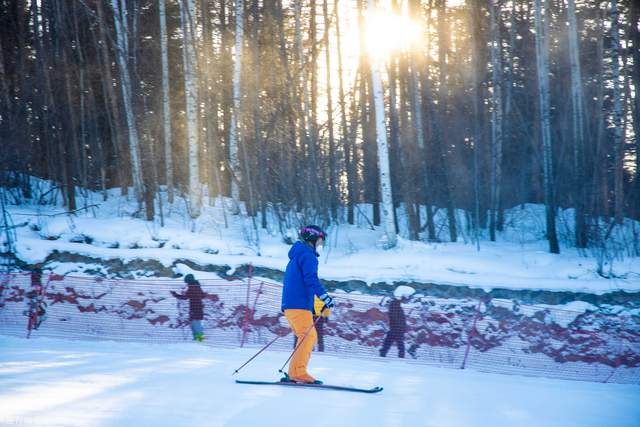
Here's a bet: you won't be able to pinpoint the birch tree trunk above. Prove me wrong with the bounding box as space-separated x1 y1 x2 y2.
111 0 144 203
534 0 559 253
567 0 587 247
229 0 243 209
248 0 260 218
489 0 503 242
368 0 396 248
159 0 174 203
610 0 624 225
387 55 405 235
179 0 201 218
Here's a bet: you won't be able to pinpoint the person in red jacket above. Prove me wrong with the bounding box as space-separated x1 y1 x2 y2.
171 274 205 341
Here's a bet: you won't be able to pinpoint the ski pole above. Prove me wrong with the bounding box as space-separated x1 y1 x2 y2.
277 306 327 376
233 333 284 375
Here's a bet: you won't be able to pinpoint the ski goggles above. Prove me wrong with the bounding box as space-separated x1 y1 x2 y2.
300 227 327 240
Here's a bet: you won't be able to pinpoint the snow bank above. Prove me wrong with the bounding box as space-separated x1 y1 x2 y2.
4 191 640 294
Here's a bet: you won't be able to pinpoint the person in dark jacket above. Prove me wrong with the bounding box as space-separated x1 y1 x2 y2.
281 225 335 384
171 274 205 341
380 297 407 358
24 267 47 330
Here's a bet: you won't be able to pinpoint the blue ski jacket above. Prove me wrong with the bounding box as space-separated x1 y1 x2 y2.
281 241 327 312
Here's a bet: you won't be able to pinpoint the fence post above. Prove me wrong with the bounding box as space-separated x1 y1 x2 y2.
251 281 264 314
604 315 626 383
461 300 482 370
240 263 254 347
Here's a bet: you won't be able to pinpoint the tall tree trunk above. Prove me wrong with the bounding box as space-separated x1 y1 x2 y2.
159 0 174 203
96 0 126 195
418 71 437 239
32 1 55 186
295 0 319 209
436 0 458 242
496 0 516 232
567 0 587 247
179 0 201 218
249 0 262 220
408 0 430 241
111 0 144 203
323 0 337 220
610 0 624 224
238 0 258 225
468 0 483 249
358 0 380 226
57 1 79 211
387 54 407 237
310 0 318 138
72 2 89 193
489 0 503 242
219 0 232 196
229 0 244 209
335 1 356 224
367 0 396 248
534 0 559 253
630 0 640 218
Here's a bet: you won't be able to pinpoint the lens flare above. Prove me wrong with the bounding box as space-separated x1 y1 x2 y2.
364 11 422 59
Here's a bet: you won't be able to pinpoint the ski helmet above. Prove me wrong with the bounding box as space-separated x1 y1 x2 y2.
184 274 196 284
299 225 327 244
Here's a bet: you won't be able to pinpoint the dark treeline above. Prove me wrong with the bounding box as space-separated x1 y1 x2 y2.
0 0 638 254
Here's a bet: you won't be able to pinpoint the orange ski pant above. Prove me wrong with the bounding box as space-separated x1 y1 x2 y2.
284 309 317 380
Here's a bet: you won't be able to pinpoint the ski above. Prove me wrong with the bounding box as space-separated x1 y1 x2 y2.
235 379 383 394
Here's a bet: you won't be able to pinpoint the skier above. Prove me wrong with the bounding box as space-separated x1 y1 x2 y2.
171 274 206 342
281 225 335 384
379 288 412 358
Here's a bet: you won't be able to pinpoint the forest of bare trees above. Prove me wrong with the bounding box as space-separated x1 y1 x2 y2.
0 0 638 254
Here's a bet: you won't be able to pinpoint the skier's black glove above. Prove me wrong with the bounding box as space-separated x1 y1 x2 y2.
319 293 335 309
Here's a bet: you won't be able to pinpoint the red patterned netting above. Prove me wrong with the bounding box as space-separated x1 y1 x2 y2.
1 272 638 384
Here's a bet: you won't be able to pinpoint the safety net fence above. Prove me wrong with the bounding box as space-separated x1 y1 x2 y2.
0 272 638 385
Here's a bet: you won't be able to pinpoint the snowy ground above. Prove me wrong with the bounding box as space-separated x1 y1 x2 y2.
5 186 640 294
0 336 638 427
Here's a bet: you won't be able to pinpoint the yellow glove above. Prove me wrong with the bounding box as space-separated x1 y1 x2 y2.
314 296 331 317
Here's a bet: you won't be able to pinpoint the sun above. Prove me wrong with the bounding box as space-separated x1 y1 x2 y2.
364 11 422 60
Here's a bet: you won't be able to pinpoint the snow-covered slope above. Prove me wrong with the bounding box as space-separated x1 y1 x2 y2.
4 187 640 294
0 335 638 427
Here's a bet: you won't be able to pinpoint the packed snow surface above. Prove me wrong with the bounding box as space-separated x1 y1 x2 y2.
0 335 638 427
